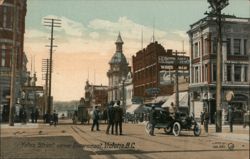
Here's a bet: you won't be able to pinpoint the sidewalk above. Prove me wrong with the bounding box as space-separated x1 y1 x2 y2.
0 123 40 128
207 124 249 143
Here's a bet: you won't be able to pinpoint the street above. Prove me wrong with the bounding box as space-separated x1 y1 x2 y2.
1 120 249 159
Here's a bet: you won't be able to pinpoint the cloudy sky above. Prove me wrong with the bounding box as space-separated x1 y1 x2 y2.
24 0 249 101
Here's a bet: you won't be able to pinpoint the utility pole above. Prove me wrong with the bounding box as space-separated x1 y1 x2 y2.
9 0 17 126
206 0 229 133
43 18 61 115
175 51 179 111
174 50 186 111
42 59 49 115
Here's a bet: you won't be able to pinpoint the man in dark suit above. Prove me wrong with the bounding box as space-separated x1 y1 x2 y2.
91 106 100 131
149 106 157 136
106 101 115 134
114 101 123 135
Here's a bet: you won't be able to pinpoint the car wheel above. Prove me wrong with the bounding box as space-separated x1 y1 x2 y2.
193 123 201 136
172 122 181 136
145 122 152 134
164 126 172 134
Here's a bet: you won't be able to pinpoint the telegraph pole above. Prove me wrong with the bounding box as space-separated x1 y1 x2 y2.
174 50 186 111
175 51 179 111
43 18 61 115
42 59 49 115
206 0 229 132
9 0 17 126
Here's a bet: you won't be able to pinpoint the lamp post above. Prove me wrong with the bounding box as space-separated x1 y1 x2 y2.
122 77 126 113
206 0 229 132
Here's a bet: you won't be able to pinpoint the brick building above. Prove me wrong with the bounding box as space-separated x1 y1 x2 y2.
187 15 250 123
132 41 189 103
0 0 27 107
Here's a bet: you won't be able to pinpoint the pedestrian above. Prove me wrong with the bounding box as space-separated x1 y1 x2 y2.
204 109 209 135
106 101 115 134
149 106 157 136
52 110 58 127
72 111 78 124
31 110 35 123
34 109 39 123
200 111 204 125
228 105 234 133
91 106 100 131
114 101 123 135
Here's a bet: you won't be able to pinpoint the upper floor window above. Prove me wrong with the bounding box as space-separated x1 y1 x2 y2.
234 39 241 55
244 65 248 82
204 38 209 55
234 65 241 82
244 39 247 55
227 65 231 82
0 6 3 27
204 64 208 82
1 48 6 67
212 64 217 81
194 42 198 58
194 66 199 83
226 38 231 55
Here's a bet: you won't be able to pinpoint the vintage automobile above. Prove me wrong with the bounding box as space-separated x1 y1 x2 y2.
145 107 201 136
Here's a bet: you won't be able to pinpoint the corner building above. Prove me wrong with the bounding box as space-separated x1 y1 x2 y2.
187 15 250 123
0 0 27 106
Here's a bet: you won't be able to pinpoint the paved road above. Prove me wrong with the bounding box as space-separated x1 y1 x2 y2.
1 122 249 159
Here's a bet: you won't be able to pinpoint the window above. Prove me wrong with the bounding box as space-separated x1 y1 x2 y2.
227 38 231 55
204 38 209 55
194 67 199 83
227 65 231 82
194 42 198 58
0 6 3 27
1 45 6 67
204 64 208 82
212 64 216 81
244 39 247 55
5 6 13 29
212 37 217 54
234 65 241 82
234 39 241 55
244 66 248 82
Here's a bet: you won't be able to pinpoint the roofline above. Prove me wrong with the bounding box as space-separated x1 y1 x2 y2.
187 15 250 34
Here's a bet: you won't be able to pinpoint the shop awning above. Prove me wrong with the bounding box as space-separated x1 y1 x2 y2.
126 104 141 114
162 92 188 108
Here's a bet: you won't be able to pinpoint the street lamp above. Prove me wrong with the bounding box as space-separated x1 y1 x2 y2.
122 77 126 113
206 0 229 132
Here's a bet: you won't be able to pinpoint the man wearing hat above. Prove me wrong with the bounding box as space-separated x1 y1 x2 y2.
114 101 123 135
91 106 100 131
106 101 115 134
149 105 157 136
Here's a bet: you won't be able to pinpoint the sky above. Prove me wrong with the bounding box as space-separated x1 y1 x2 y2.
24 0 250 101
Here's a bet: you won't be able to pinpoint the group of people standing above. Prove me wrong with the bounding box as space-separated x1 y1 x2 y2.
91 100 124 135
31 109 39 123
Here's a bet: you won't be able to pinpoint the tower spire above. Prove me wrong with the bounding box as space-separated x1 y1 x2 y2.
115 32 123 52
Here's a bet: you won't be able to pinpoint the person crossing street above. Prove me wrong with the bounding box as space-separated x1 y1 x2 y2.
91 106 100 131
